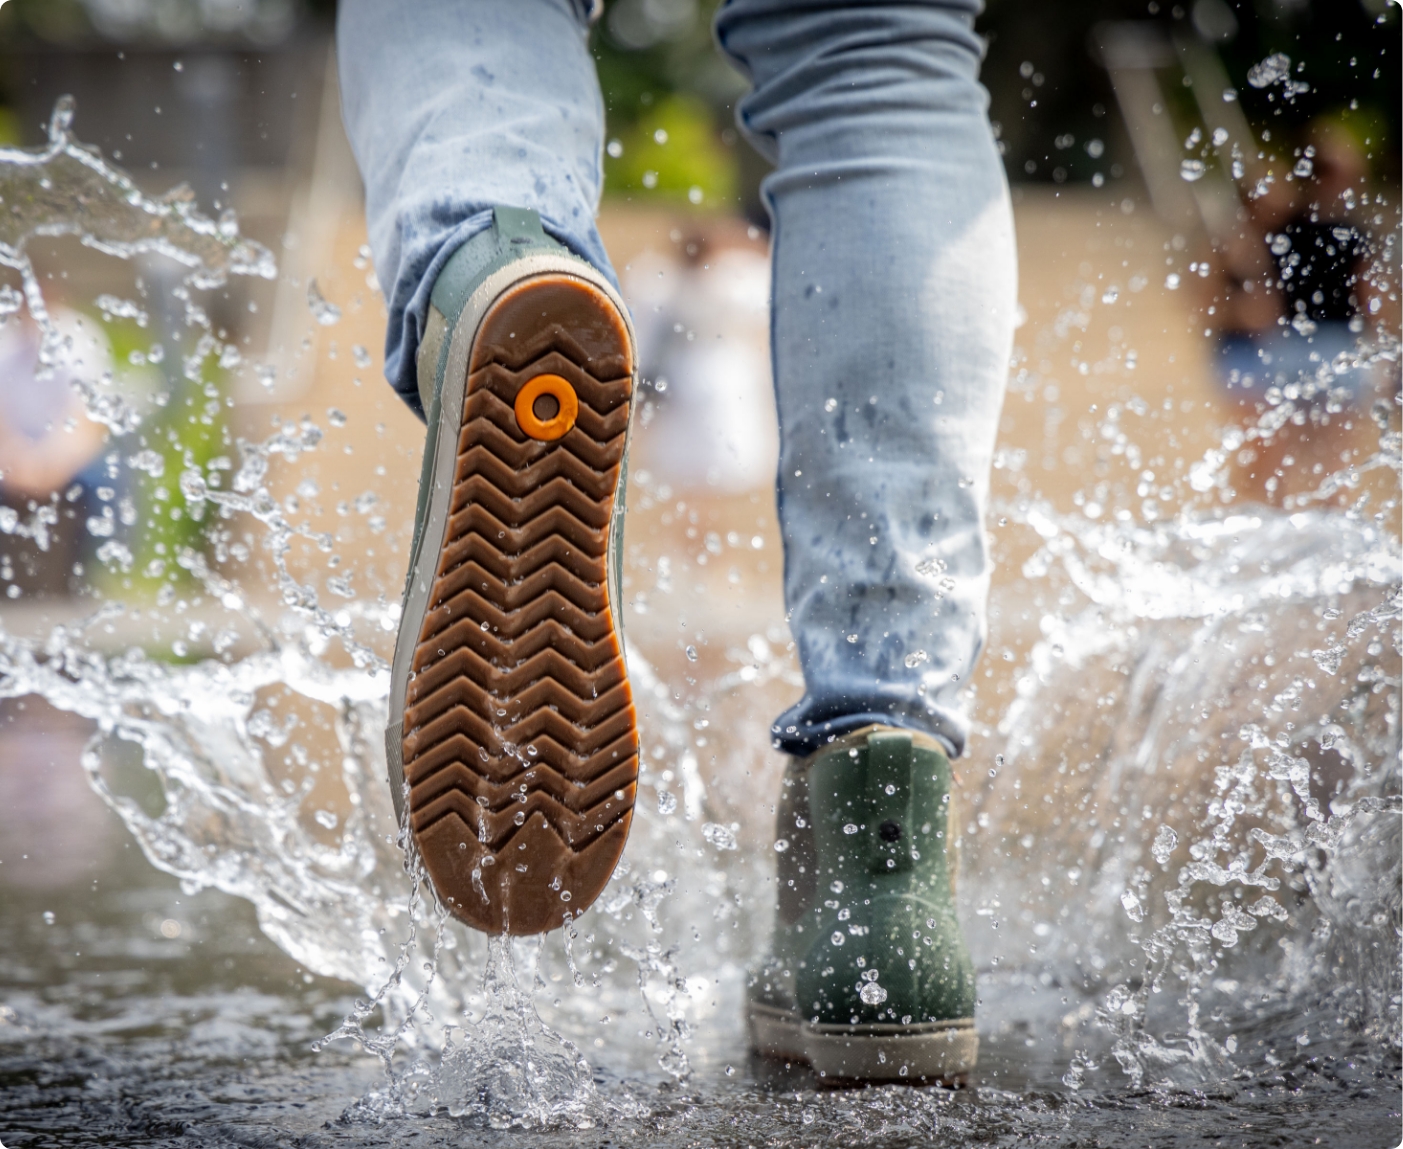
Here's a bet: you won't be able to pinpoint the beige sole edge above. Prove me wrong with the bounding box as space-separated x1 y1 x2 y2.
747 1004 977 1083
747 1001 807 1062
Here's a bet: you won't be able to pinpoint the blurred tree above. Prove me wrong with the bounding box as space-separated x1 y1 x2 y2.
978 0 1399 187
592 0 751 212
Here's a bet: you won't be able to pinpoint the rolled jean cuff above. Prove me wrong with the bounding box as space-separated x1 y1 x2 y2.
771 699 963 760
384 210 616 418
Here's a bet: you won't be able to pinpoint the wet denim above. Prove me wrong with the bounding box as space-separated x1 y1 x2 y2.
337 0 1017 759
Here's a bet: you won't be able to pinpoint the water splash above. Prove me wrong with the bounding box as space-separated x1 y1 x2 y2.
0 96 1397 1134
428 936 608 1129
0 95 274 434
979 505 1399 1090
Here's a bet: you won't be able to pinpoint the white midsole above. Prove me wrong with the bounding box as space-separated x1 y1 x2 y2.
746 1002 977 1082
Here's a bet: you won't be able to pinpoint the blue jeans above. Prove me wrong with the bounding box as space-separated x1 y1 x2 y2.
338 0 1016 759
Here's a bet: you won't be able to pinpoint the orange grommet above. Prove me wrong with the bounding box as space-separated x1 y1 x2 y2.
514 373 579 442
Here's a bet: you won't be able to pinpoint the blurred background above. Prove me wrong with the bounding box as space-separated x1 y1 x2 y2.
0 0 1397 1080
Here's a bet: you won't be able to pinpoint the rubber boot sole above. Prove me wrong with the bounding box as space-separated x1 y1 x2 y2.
747 1002 977 1085
389 270 638 935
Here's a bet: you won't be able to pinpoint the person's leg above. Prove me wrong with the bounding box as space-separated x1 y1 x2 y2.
337 0 612 417
715 0 1017 760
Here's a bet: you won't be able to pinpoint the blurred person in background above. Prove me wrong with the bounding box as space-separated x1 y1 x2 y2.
0 310 108 503
625 228 775 493
339 0 1014 1083
0 308 112 597
1209 114 1393 504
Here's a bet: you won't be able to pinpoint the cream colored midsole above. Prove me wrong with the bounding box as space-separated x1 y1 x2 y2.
746 1002 977 1081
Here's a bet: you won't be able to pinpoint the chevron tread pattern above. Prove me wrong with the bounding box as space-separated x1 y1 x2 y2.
401 274 637 936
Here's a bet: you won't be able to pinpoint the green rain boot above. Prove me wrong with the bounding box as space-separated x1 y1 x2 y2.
746 726 977 1082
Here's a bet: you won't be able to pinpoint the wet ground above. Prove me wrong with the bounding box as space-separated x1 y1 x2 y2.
1 731 1397 1149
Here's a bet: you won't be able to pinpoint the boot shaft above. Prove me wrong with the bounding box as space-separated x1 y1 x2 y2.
760 726 975 1026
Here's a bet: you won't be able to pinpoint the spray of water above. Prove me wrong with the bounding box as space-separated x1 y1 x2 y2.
0 98 1397 1129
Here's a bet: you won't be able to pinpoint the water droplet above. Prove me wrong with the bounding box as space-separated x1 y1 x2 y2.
314 809 338 830
307 278 341 326
859 981 888 1005
1151 825 1178 865
1179 158 1206 182
904 649 929 668
830 931 845 947
842 823 859 835
42 911 55 925
684 645 697 661
657 790 677 815
774 838 790 853
702 823 737 850
1247 51 1291 89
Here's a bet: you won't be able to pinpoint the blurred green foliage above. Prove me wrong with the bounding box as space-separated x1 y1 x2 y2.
92 315 227 601
592 0 746 208
603 92 738 205
979 0 1399 186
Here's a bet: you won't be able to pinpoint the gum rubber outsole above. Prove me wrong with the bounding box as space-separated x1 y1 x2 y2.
400 273 637 936
747 1002 977 1085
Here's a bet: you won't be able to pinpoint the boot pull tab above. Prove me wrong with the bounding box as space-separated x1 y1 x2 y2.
493 206 550 246
865 731 914 874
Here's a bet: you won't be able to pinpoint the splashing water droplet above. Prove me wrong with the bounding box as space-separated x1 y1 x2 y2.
1151 825 1178 865
859 981 888 1005
307 278 342 326
701 822 737 850
1247 52 1291 89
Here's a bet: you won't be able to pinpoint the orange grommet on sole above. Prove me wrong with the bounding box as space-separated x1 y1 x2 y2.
514 373 579 441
